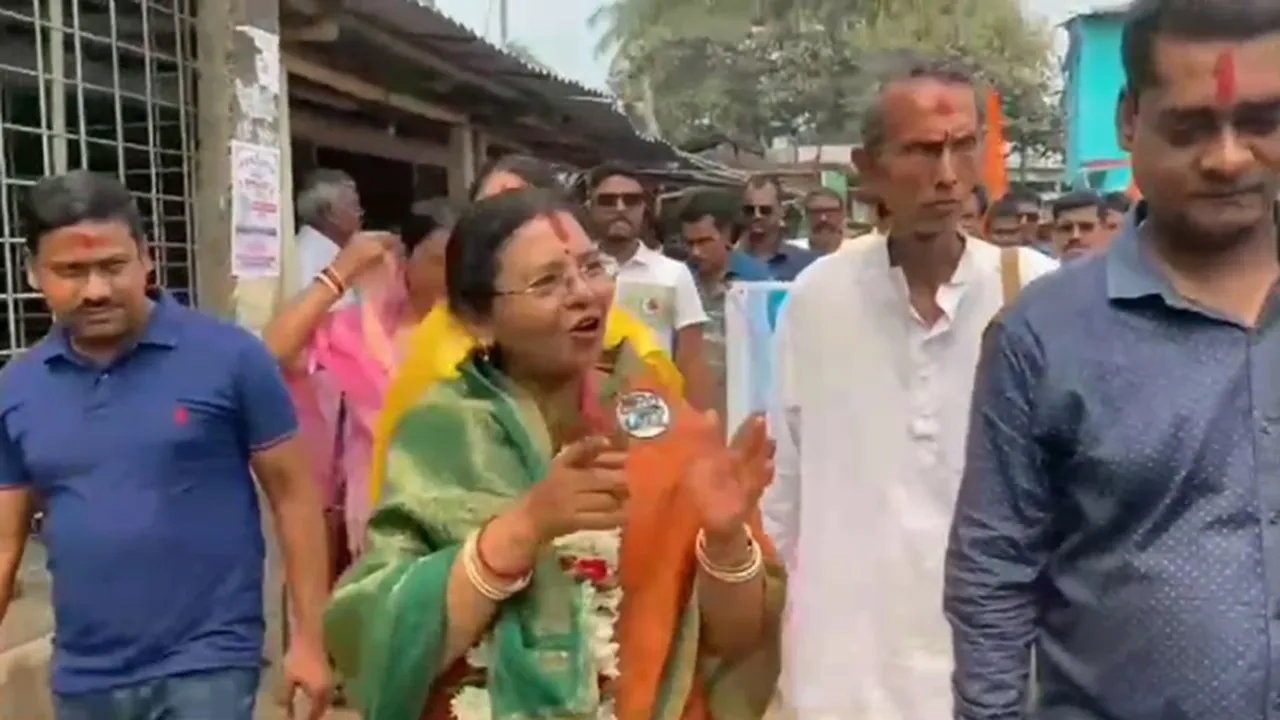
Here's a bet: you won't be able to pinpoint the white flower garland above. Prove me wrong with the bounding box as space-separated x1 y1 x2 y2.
452 528 623 720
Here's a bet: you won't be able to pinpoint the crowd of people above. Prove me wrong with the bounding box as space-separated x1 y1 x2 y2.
1 0 1279 718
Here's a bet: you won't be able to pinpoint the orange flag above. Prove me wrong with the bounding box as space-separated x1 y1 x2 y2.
981 87 1009 200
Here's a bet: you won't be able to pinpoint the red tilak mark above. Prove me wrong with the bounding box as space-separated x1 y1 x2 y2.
173 406 188 426
1214 51 1237 106
934 94 955 113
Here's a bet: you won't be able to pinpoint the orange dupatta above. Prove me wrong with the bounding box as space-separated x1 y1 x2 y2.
610 367 783 720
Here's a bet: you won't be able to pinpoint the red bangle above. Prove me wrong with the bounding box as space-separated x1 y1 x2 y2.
475 518 530 581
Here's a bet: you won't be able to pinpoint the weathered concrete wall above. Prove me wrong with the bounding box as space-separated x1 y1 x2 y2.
194 0 293 331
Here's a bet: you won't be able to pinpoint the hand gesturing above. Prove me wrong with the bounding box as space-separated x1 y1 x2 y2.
683 412 775 537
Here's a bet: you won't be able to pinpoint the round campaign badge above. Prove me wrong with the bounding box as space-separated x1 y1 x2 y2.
615 390 671 440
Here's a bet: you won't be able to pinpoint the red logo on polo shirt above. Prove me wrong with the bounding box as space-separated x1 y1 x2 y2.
174 406 189 426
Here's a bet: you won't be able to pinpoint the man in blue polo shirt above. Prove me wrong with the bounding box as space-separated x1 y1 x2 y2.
0 170 332 719
740 175 817 280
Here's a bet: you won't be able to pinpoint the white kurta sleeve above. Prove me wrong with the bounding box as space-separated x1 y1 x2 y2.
763 297 801 568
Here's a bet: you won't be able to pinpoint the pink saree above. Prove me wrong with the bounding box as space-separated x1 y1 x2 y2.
287 267 409 564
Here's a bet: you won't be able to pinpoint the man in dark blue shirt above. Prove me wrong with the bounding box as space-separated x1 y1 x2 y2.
740 175 817 280
0 171 332 719
945 1 1280 717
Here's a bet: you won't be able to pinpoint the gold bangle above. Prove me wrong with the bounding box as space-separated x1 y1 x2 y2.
462 531 531 601
319 265 347 295
314 270 342 298
696 526 763 583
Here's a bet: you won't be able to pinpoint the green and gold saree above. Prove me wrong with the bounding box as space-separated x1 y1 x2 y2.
325 342 784 720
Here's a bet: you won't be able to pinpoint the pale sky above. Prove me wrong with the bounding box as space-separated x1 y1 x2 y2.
434 0 1105 91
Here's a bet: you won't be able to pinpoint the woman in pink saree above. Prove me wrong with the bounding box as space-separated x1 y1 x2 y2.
263 199 458 580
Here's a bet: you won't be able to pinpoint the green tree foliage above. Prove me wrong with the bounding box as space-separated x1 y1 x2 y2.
590 0 1062 156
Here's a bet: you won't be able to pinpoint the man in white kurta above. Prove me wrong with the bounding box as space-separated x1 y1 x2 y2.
763 233 1056 719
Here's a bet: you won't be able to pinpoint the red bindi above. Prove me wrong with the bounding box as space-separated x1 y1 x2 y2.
934 94 955 114
1214 50 1236 106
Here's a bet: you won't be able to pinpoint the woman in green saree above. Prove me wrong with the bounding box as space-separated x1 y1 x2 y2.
325 188 785 720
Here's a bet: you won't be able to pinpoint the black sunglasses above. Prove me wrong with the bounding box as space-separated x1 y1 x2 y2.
743 204 775 217
594 192 645 209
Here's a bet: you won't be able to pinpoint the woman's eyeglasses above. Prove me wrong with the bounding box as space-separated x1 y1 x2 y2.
496 255 620 299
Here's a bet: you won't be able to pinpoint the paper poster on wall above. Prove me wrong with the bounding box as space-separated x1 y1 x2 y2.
230 140 281 278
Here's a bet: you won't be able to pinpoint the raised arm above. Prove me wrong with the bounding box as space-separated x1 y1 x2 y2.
944 317 1053 719
261 232 395 371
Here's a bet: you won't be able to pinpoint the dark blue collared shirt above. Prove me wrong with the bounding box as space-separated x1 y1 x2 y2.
946 208 1280 719
0 293 297 694
755 242 817 280
726 249 772 281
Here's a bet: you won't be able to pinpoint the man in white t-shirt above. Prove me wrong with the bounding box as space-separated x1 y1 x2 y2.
587 164 712 409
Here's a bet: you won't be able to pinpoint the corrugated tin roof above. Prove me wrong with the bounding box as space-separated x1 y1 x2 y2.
342 0 682 165
401 0 610 101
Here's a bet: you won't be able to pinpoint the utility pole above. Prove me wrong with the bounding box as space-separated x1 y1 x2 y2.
499 0 508 45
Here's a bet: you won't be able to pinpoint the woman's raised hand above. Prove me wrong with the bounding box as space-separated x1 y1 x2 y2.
331 231 398 285
518 436 629 543
683 412 775 539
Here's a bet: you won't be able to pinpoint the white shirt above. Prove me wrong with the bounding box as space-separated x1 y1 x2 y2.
791 234 880 253
613 242 707 354
294 224 353 306
763 236 1056 719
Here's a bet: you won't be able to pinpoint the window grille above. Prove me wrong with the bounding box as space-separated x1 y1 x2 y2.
0 0 197 367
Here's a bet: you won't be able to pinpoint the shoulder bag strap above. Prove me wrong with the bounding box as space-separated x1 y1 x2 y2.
999 247 1021 306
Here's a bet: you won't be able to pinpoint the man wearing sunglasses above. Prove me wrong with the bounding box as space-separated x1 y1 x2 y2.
742 175 817 280
588 164 712 409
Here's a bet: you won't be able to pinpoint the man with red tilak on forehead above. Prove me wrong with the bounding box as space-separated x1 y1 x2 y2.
761 54 1055 719
0 171 333 720
946 0 1280 718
